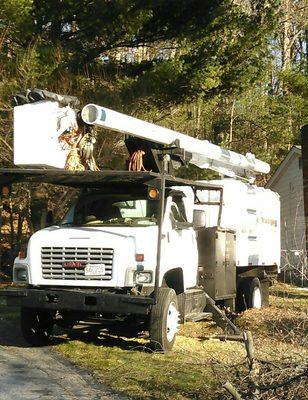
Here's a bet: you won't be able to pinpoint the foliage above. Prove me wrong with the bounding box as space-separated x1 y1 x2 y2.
0 0 307 176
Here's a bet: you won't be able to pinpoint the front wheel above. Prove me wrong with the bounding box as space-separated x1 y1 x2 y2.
149 288 180 352
20 307 54 346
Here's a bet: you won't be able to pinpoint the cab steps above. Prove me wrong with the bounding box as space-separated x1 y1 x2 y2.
185 312 213 322
180 288 242 336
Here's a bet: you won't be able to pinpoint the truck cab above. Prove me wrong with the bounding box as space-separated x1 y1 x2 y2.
15 177 200 290
0 168 280 351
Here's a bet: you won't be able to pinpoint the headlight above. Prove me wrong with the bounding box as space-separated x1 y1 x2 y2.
13 265 28 283
135 271 153 284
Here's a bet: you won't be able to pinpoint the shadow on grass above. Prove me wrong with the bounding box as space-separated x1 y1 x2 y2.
0 306 151 352
53 321 152 352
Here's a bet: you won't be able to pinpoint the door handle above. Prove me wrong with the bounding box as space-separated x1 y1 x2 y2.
161 233 170 242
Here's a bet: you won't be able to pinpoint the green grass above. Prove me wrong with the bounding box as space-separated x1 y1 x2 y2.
55 335 245 399
53 283 308 399
0 283 305 398
0 283 306 398
270 282 308 299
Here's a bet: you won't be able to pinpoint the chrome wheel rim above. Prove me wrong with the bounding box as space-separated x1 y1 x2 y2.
166 302 180 342
252 287 262 309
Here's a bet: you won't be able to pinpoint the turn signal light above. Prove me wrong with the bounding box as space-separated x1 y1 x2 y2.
148 187 159 200
18 247 27 259
135 253 144 262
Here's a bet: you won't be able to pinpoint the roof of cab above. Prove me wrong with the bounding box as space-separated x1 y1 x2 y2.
0 168 223 191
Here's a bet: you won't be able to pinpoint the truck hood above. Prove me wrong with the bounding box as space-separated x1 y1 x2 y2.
32 224 158 250
27 226 158 287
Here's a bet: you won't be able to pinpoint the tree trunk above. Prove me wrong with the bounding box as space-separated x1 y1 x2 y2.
281 0 292 72
30 186 48 232
229 96 236 147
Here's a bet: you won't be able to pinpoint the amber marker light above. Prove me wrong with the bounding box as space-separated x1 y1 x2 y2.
18 248 27 259
135 253 144 262
148 187 159 200
18 245 27 258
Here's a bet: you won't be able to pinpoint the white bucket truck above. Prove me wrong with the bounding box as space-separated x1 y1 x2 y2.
0 90 280 351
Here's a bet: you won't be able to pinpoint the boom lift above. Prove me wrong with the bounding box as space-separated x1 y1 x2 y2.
81 103 269 180
0 90 280 351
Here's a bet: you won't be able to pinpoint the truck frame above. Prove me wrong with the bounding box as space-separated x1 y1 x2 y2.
0 167 277 351
0 91 279 351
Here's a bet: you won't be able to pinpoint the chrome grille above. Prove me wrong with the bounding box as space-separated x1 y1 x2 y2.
41 247 113 280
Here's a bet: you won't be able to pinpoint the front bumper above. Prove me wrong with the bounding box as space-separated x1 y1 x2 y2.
0 287 154 315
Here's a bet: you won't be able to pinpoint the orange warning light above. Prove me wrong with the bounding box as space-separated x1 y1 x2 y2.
148 187 159 200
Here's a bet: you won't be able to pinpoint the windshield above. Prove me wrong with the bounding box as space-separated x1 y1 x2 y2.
60 192 159 227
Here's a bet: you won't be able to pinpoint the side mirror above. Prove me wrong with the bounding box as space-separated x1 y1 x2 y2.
193 210 206 229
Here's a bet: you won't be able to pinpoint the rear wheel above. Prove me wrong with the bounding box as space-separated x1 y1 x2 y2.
149 288 180 352
250 278 262 309
20 307 54 346
236 277 262 311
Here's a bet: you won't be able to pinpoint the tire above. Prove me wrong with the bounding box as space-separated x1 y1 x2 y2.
149 288 179 352
249 277 262 309
20 307 54 346
236 277 262 311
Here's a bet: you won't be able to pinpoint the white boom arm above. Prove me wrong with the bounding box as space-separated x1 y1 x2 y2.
81 104 270 179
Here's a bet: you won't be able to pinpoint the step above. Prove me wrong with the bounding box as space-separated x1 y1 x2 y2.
185 312 213 322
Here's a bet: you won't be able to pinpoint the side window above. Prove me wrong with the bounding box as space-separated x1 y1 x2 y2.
170 196 187 223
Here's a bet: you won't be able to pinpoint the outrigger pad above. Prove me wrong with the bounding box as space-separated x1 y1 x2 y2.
12 89 80 108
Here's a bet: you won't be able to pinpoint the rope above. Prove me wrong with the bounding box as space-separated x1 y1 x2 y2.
129 150 147 172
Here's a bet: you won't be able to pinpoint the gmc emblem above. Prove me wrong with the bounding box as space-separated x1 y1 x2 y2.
63 261 84 268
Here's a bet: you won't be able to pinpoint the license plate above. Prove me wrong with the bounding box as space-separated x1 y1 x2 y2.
84 264 106 276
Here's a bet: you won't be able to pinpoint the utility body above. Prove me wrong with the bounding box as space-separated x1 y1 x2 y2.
0 91 280 351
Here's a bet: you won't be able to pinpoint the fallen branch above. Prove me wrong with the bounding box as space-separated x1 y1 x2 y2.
243 330 260 400
199 334 244 342
223 382 243 400
258 368 308 391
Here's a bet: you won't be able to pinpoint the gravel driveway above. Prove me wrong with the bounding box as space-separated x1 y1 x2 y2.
0 313 123 400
